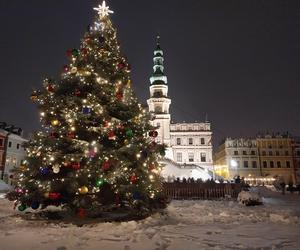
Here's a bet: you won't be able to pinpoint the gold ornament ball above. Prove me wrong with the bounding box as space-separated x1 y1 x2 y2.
71 67 78 74
51 120 60 126
79 186 89 195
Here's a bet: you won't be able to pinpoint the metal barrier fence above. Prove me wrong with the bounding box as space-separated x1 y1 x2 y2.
163 183 243 200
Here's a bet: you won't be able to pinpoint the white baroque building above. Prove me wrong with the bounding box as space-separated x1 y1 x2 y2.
147 36 213 180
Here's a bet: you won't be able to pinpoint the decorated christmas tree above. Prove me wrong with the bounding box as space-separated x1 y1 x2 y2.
8 1 167 219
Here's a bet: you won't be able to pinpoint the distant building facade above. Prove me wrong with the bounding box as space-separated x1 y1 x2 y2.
213 138 260 180
257 134 294 183
147 36 213 179
0 122 27 182
214 134 296 183
292 137 300 183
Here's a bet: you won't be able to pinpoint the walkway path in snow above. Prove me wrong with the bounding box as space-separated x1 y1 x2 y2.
0 187 299 250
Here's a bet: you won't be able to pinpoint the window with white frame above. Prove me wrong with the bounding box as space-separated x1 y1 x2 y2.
188 153 194 162
176 152 182 162
201 153 206 162
200 138 205 145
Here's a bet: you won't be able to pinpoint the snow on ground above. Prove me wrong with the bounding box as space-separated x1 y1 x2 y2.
0 187 300 250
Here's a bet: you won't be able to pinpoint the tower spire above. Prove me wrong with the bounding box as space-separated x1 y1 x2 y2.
150 35 167 85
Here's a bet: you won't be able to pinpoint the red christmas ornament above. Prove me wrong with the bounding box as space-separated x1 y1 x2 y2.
102 160 110 171
116 91 123 101
67 132 75 139
130 175 137 183
80 48 88 55
103 121 109 128
66 49 72 57
117 62 126 70
108 131 116 140
49 192 61 200
149 164 156 171
78 208 86 218
117 124 125 131
74 89 81 97
47 84 54 92
89 150 96 158
72 162 81 170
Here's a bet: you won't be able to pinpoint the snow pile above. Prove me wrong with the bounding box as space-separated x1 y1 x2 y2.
238 191 263 206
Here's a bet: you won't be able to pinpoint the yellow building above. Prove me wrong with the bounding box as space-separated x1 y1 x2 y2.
213 135 296 184
257 134 295 183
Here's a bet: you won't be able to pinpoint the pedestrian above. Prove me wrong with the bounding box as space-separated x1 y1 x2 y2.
280 180 286 195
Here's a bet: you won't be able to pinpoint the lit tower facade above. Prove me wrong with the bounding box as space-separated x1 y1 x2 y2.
147 36 171 146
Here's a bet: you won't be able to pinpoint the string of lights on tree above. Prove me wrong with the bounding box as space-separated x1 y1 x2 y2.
9 1 167 218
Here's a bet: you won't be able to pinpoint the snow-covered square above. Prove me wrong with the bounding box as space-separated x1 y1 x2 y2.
0 187 299 250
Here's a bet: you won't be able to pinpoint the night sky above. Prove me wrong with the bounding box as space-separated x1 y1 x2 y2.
0 0 299 147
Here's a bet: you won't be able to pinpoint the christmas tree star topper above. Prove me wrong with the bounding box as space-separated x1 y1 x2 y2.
93 1 114 18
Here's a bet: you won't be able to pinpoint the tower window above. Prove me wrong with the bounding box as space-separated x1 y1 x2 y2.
176 138 181 145
154 105 162 113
